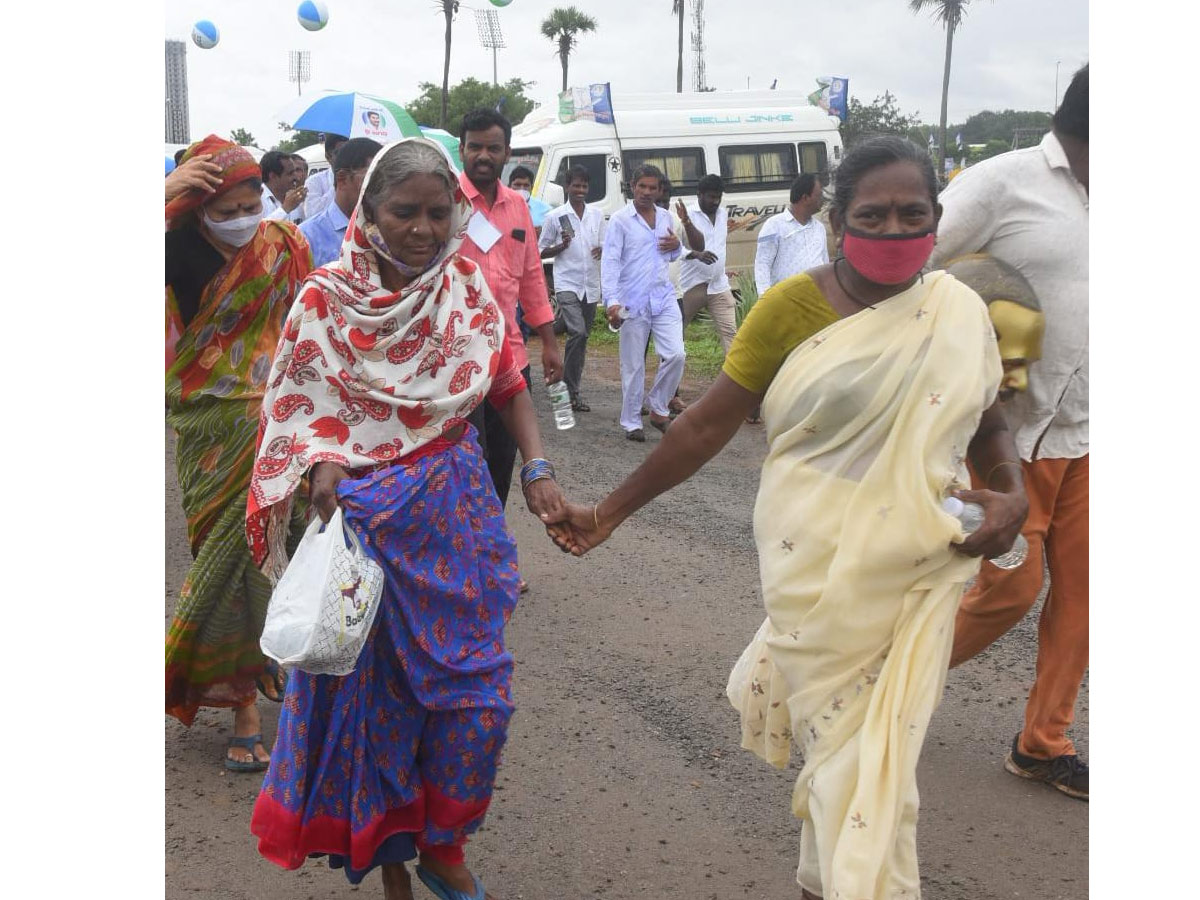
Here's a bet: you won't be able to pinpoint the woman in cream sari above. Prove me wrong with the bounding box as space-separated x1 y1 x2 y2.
548 137 1029 899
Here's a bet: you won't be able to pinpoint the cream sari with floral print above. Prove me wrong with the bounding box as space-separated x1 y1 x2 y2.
727 272 1002 899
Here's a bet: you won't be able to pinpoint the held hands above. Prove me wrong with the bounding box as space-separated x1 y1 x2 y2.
309 461 351 523
952 488 1029 559
545 502 616 557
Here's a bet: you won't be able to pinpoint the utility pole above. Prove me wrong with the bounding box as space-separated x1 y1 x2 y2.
1054 60 1062 110
690 0 707 92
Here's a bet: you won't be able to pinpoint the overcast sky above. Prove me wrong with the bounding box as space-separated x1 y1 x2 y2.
165 0 1088 149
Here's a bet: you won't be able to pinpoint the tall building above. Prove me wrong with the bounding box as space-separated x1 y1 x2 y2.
165 40 191 144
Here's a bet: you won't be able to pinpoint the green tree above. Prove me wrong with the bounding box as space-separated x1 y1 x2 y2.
406 77 537 137
540 7 598 93
230 127 257 147
436 1 460 130
273 122 323 153
672 0 685 93
909 0 980 173
840 92 922 149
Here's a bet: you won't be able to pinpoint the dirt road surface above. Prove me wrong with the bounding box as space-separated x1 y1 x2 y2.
166 349 1087 900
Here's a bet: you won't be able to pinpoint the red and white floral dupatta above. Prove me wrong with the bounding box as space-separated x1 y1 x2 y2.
246 137 522 578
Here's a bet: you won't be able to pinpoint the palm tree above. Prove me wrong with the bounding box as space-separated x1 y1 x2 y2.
672 0 685 93
435 1 461 130
540 7 599 93
909 0 977 173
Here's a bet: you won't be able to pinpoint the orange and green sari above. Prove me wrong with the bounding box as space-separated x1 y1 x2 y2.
165 219 312 726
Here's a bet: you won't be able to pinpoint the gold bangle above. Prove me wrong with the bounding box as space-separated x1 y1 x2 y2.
985 460 1023 487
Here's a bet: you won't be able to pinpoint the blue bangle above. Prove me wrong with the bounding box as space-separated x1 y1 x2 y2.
520 458 555 490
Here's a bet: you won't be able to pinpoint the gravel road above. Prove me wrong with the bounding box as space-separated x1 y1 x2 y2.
166 345 1087 900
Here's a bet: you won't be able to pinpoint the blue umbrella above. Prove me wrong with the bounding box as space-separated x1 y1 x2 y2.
279 91 422 142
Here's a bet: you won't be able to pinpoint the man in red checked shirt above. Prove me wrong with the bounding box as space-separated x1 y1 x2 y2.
458 109 564 517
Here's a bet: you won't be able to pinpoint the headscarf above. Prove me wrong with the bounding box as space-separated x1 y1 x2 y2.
246 136 505 577
165 135 261 229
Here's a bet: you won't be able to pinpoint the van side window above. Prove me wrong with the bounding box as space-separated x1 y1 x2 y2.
718 144 798 193
622 148 706 196
553 154 608 203
798 142 829 179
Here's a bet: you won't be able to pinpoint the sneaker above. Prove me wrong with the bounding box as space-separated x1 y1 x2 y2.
1004 733 1088 800
571 397 591 412
625 428 646 442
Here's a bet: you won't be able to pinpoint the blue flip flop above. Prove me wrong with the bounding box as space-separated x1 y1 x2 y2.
225 734 269 773
415 865 486 900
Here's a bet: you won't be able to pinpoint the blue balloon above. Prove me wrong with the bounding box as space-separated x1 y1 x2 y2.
191 20 219 50
297 1 329 31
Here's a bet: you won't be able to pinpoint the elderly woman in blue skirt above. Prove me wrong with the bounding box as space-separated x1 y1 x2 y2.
246 136 565 900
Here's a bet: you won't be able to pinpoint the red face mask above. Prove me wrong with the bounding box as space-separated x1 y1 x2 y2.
842 226 936 285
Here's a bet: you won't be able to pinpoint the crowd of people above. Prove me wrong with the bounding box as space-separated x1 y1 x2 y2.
164 63 1088 900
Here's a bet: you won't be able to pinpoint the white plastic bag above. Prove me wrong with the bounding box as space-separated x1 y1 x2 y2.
260 508 385 676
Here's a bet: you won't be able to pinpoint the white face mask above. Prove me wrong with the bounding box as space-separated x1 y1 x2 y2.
515 188 531 202
202 209 263 248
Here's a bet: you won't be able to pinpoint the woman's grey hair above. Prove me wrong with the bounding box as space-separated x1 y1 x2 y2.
361 140 456 220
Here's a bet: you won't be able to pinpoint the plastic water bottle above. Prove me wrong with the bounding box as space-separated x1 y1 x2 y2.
607 305 629 333
548 380 575 430
942 496 1028 570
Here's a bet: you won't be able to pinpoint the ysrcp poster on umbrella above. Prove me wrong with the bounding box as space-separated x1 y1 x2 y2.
808 77 849 122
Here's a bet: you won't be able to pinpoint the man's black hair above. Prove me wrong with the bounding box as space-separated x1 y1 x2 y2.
697 174 724 194
324 132 349 155
564 164 590 186
790 173 820 204
259 150 290 180
459 108 512 145
508 166 535 185
333 138 383 175
1053 63 1088 142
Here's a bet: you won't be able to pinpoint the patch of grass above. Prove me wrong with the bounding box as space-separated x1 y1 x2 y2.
585 310 727 379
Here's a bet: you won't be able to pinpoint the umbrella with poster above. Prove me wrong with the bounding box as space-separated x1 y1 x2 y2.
278 90 423 142
418 126 462 170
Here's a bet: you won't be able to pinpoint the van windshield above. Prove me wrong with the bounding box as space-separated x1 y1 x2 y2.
502 148 544 187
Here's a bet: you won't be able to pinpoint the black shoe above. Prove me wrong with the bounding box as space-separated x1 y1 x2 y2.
571 397 591 412
625 428 646 442
1004 733 1088 800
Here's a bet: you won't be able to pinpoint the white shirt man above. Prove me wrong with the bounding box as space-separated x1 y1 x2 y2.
259 151 305 223
678 176 736 353
302 167 334 220
539 173 607 410
933 63 1090 797
262 183 304 223
602 169 685 439
754 174 828 295
539 201 606 303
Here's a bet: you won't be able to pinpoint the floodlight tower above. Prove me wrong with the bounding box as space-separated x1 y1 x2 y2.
474 10 506 87
288 50 311 97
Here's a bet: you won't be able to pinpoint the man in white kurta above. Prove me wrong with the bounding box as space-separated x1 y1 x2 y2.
539 165 607 411
602 165 684 440
679 174 736 353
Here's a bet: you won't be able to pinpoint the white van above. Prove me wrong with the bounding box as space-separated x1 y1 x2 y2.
504 90 842 275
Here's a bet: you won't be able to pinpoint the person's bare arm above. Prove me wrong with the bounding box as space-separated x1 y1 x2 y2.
957 398 1029 558
549 373 761 554
495 389 567 522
